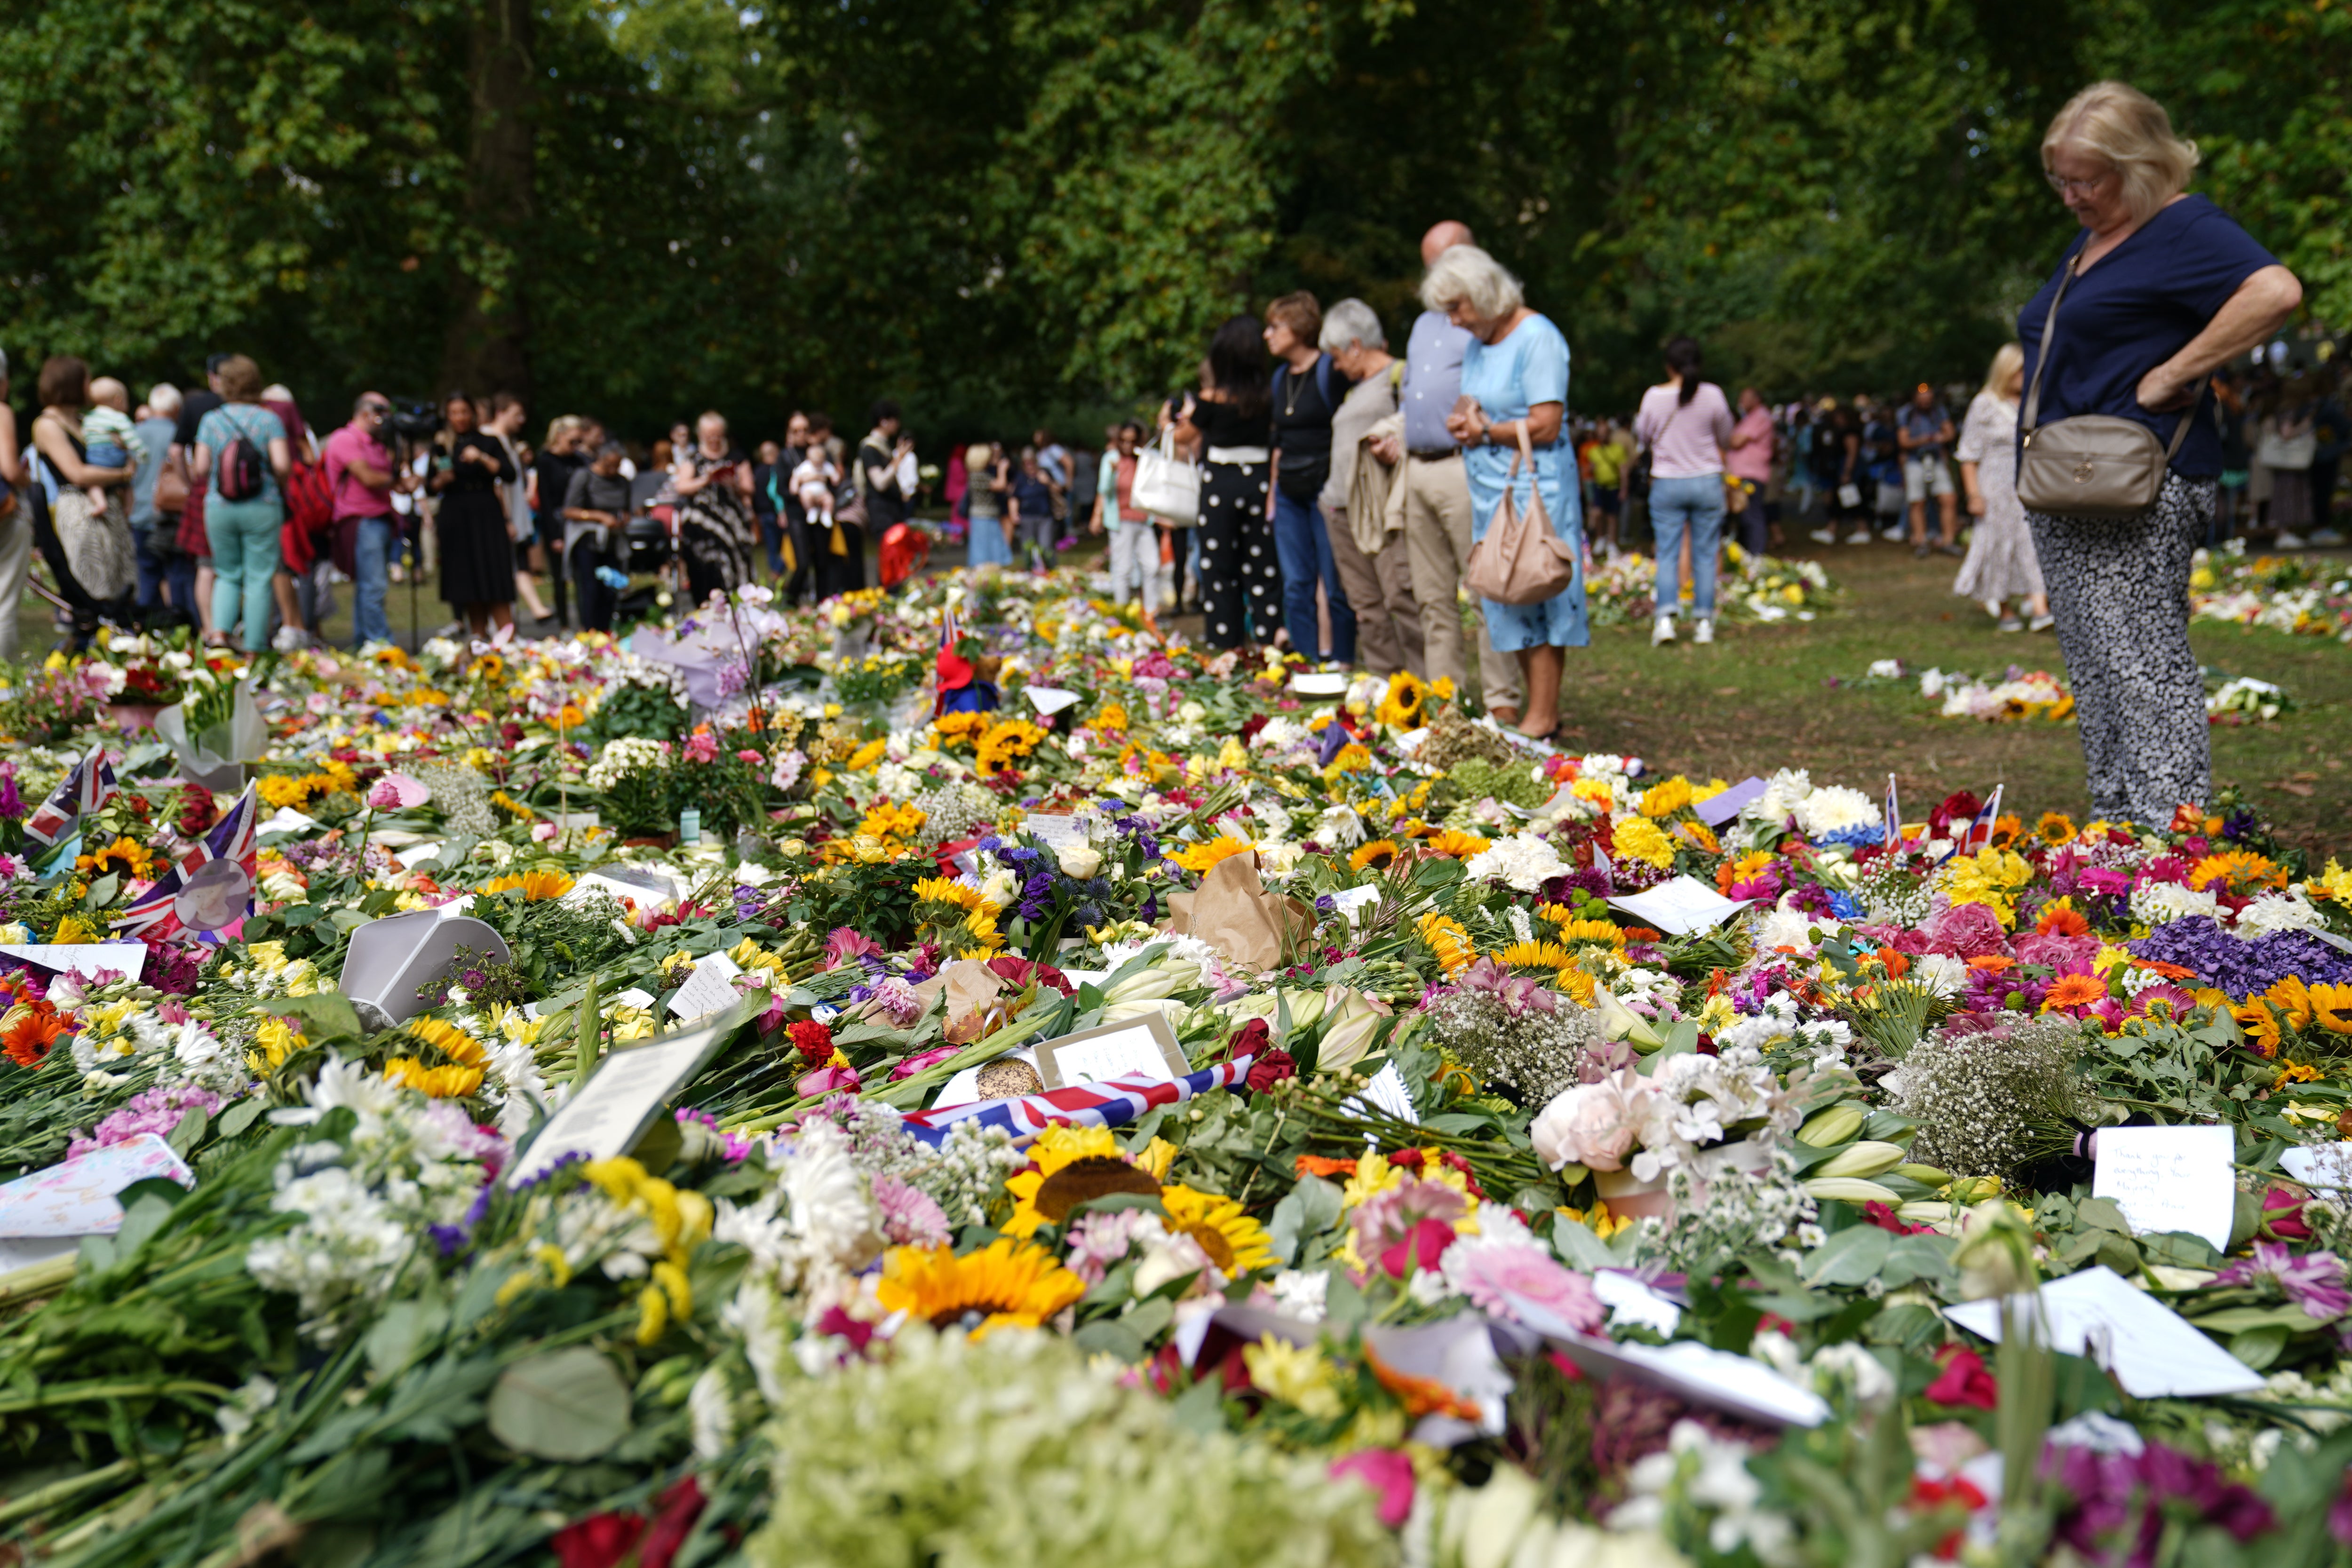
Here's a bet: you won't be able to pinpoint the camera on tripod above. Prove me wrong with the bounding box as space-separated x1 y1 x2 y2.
385 401 441 442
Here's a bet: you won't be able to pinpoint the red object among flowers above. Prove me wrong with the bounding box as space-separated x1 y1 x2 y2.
1330 1448 1417 1528
1378 1217 1458 1278
550 1477 707 1568
1909 1472 1989 1558
1863 1200 1936 1237
787 1018 835 1068
1245 1049 1297 1093
1924 1344 1999 1411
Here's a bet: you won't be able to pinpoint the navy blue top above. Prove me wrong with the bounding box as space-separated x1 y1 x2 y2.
2018 195 2279 479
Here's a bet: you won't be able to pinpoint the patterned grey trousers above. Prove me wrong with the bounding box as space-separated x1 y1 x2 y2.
2027 472 2217 826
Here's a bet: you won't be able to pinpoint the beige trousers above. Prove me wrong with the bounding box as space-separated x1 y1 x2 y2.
1398 454 1522 712
1323 502 1425 678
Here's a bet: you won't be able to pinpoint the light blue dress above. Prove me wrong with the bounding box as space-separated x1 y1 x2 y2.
1461 312 1588 651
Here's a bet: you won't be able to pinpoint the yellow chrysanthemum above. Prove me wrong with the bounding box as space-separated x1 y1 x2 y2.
481 868 576 901
875 1240 1087 1337
1638 777 1692 819
1001 1125 1156 1237
1168 835 1256 876
1160 1185 1278 1276
1610 816 1676 871
1423 829 1490 859
1243 1335 1343 1417
2307 860 2352 907
1089 703 1129 732
1416 912 1475 978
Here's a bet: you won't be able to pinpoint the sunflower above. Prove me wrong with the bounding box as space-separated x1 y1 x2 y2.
405 1015 489 1067
974 719 1049 777
1001 1125 1158 1237
481 868 576 901
1374 671 1428 730
1168 835 1256 876
1416 912 1475 978
875 1239 1087 1337
1350 838 1400 872
912 876 1007 952
1423 829 1491 859
1540 909 1628 949
2040 973 2109 1014
383 1057 487 1098
1160 1185 1277 1275
1495 939 1577 972
2310 983 2352 1035
77 836 156 881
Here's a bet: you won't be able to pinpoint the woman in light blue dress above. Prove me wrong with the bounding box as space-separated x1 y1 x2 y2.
1423 245 1586 740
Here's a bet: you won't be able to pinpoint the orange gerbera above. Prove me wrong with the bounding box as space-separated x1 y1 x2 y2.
0 1000 70 1068
1967 955 2016 973
2041 973 2109 1013
2035 903 2091 937
2189 850 2286 897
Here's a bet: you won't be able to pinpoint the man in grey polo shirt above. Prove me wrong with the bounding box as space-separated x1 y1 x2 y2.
1373 221 1524 722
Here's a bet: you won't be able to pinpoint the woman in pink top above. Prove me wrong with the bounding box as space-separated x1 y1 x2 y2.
1725 387 1777 557
1632 335 1734 645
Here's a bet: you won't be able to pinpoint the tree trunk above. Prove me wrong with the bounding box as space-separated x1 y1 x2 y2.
442 0 535 399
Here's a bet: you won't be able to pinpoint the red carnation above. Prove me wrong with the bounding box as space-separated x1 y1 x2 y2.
1924 1343 1999 1410
788 1019 835 1068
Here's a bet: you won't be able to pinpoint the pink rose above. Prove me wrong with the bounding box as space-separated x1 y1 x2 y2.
1529 1070 1648 1172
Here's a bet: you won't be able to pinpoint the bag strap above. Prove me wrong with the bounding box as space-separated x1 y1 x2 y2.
1508 419 1537 481
2020 253 2079 438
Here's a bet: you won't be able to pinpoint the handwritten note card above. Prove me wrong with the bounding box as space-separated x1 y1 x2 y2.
1034 1014 1188 1090
667 950 746 1021
2091 1124 2235 1250
1945 1266 2264 1399
1607 875 1752 936
506 998 753 1187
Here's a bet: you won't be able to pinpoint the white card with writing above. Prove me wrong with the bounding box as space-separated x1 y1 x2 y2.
1607 875 1752 936
258 806 319 836
1021 813 1090 850
1945 1266 2264 1399
505 998 754 1187
668 950 745 1021
1034 1013 1188 1090
2092 1124 2235 1250
0 942 151 980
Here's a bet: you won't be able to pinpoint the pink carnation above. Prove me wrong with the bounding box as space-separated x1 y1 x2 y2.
871 1175 950 1247
1330 1449 1416 1528
1441 1238 1607 1332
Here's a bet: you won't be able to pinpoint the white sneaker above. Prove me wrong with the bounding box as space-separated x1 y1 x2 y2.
1882 525 1906 541
1808 527 1836 546
1692 618 1714 645
1845 530 1873 545
271 625 309 653
1651 616 1677 646
2278 532 2309 549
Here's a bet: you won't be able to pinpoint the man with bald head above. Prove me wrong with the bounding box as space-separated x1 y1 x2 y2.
1372 221 1523 720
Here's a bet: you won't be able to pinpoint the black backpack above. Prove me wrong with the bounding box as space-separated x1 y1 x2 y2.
215 408 267 502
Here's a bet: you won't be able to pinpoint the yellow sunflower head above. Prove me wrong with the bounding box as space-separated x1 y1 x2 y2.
79 836 155 881
1424 829 1490 859
482 868 575 901
1350 838 1400 872
875 1239 1086 1337
1168 835 1256 877
1001 1125 1158 1237
383 1057 487 1098
1375 672 1428 729
1160 1184 1277 1276
405 1015 488 1067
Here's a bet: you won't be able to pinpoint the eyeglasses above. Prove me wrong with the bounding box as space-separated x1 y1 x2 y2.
2046 172 2109 196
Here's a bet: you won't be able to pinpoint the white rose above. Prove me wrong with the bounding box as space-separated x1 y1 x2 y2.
1057 844 1103 879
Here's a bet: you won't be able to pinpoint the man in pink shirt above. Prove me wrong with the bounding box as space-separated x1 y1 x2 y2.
320 393 412 647
1725 387 1777 556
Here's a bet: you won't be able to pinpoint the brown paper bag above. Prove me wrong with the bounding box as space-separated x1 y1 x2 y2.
1161 853 1310 972
912 959 1006 1032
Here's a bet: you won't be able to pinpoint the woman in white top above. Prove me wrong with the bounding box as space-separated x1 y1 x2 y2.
1632 335 1734 645
1952 344 2050 631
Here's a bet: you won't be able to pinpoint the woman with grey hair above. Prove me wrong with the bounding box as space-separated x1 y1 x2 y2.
1428 245 1585 740
2020 80 2300 822
1317 298 1425 677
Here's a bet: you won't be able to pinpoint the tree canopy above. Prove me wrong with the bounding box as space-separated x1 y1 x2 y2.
1 0 2342 436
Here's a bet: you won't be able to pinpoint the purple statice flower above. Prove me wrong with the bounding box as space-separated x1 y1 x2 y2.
0 765 22 822
2213 1242 2352 1321
67 1083 225 1161
2129 916 2352 998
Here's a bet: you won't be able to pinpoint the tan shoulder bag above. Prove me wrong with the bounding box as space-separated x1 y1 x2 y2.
2017 254 2202 520
1464 423 1578 606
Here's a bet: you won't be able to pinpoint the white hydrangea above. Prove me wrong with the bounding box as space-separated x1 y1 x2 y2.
1464 832 1567 893
1793 785 1876 838
2130 880 2221 927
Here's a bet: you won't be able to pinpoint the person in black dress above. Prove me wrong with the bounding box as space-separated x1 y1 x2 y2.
429 392 516 636
1176 317 1281 651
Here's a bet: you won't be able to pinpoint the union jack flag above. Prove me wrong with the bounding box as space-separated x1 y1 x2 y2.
24 743 117 845
114 784 262 943
1883 772 1900 851
898 1052 1257 1148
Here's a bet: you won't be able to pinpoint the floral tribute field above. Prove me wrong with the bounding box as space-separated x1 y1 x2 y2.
0 567 2350 1568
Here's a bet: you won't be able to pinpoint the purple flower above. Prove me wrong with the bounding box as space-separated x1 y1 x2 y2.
2130 916 2352 997
2213 1242 2352 1321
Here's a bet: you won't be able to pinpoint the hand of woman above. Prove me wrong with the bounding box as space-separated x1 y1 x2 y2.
1444 404 1485 445
1967 492 1986 517
2135 364 2200 414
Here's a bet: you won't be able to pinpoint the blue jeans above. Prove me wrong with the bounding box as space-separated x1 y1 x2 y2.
1648 473 1726 620
352 514 397 646
130 524 167 610
1272 488 1355 663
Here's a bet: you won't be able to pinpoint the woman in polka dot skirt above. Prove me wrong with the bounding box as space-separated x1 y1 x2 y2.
1177 316 1282 651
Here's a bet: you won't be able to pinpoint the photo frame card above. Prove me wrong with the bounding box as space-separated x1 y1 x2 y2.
505 996 757 1187
1033 1012 1189 1091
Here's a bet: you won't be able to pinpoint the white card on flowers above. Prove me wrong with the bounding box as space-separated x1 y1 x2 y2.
1944 1267 2265 1399
506 999 753 1187
1606 875 1751 936
2090 1124 2235 1250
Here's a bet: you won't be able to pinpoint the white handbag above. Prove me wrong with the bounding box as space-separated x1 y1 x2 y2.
1131 429 1199 526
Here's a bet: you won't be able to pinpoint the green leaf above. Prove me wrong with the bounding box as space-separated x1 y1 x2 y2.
1166 1373 1225 1436
1072 1317 1146 1363
485 1348 633 1461
164 1105 209 1159
1802 1224 1891 1288
2188 1304 2323 1336
216 1097 267 1139
2230 1324 2289 1371
257 992 366 1043
83 872 119 909
2075 1197 2133 1235
1267 1174 1343 1266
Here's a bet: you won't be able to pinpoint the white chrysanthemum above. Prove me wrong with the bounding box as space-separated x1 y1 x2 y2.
1464 832 1567 893
782 1121 883 1278
1252 716 1309 753
689 1364 738 1460
1269 1269 1329 1323
1793 785 1875 838
2129 880 2221 927
2235 891 2326 936
1749 897 1827 956
246 1168 415 1342
1314 803 1367 849
1745 768 1812 827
